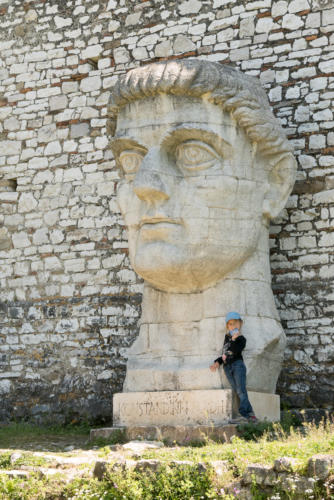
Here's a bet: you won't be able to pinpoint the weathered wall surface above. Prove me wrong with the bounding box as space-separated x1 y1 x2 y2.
0 0 333 422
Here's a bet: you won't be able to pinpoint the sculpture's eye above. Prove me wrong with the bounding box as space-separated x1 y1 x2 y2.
176 141 220 171
119 150 144 175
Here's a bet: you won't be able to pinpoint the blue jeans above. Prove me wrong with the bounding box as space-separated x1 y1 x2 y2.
224 360 253 418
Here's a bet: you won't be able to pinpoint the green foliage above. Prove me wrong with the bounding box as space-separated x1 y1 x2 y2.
0 464 220 499
0 452 11 469
236 421 274 441
280 410 303 430
237 410 302 442
65 464 218 500
12 453 50 468
0 473 63 500
90 428 127 447
0 422 90 450
0 418 333 499
250 474 267 500
0 421 90 438
141 416 334 476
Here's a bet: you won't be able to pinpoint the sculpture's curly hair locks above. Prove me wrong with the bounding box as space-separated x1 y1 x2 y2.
108 58 294 162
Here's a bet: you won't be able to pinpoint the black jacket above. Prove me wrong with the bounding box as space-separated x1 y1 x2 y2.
215 334 246 365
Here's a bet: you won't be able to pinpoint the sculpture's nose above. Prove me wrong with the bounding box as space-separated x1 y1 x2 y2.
133 148 170 203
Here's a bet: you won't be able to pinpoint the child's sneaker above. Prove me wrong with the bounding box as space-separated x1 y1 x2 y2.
247 415 258 423
229 416 249 424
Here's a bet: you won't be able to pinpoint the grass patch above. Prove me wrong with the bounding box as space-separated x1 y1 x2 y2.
0 453 11 469
0 422 90 438
140 416 334 475
0 418 333 498
0 473 66 500
0 451 50 469
0 422 90 450
12 453 51 468
0 466 219 500
237 409 302 441
90 428 127 448
65 463 220 500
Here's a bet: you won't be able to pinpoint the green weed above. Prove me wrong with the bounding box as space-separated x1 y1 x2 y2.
0 418 333 499
0 452 11 469
90 428 127 447
0 422 90 450
11 453 50 468
64 463 219 500
141 416 334 476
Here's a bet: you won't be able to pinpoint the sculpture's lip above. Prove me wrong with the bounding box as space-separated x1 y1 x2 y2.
140 217 182 227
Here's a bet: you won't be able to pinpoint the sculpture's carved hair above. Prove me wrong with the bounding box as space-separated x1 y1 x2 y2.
108 58 293 161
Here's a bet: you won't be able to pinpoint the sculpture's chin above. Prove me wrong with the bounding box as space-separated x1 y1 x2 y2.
133 242 192 292
132 241 252 293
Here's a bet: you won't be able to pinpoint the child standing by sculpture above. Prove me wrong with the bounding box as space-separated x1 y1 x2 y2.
210 312 257 423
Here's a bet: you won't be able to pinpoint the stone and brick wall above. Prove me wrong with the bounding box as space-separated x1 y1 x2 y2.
0 0 333 422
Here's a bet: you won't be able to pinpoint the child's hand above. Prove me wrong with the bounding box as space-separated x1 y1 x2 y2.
210 362 219 372
231 328 240 340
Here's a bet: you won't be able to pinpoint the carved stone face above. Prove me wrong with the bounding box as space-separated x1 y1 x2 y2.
113 94 270 293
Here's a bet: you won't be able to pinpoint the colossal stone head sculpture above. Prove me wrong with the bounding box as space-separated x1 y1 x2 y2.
108 59 296 394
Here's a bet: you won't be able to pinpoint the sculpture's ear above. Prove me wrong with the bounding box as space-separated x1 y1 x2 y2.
262 153 297 219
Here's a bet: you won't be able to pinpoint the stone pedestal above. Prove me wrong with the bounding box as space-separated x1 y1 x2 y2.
113 389 280 426
90 390 279 445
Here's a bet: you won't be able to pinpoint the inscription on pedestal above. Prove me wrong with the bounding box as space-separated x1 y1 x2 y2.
120 399 190 418
114 390 234 426
113 390 281 426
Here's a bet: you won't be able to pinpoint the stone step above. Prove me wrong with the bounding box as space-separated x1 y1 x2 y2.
90 424 238 445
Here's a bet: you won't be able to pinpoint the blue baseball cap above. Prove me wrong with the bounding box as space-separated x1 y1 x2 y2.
225 311 242 323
